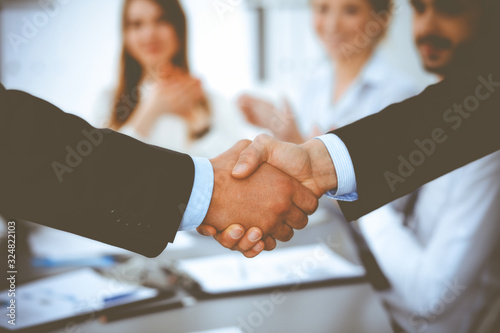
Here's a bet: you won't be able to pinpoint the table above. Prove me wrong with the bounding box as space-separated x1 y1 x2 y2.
47 219 393 333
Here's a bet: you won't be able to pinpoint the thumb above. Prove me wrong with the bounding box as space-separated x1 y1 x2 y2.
197 224 217 237
231 146 261 179
232 134 274 179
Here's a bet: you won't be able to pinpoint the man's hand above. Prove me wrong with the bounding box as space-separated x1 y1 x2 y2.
197 223 278 258
232 134 338 197
197 140 319 257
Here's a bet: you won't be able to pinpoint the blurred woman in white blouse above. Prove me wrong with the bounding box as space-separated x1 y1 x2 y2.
238 0 423 225
238 0 422 143
94 0 254 158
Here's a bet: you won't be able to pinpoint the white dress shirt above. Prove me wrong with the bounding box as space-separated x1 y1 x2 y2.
358 151 500 333
299 52 422 205
295 51 421 134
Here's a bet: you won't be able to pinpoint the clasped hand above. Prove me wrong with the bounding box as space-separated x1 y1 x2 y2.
197 135 337 258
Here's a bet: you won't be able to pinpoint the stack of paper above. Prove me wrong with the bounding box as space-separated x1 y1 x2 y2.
177 243 365 294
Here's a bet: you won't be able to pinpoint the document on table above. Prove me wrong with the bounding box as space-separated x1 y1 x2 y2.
0 268 159 331
190 327 243 333
28 226 197 262
176 243 365 294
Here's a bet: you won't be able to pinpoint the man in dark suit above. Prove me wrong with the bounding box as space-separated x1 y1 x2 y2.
0 84 319 258
214 0 500 245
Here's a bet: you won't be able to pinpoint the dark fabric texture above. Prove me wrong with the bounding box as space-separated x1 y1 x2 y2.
0 88 195 257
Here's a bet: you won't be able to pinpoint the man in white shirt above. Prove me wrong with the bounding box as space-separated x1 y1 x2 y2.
215 0 500 332
358 1 500 331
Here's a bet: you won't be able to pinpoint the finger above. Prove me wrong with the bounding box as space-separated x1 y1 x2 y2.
240 106 258 125
272 223 294 242
232 134 275 179
213 224 245 249
283 98 294 116
263 236 277 251
237 94 253 105
196 224 217 237
284 205 309 230
241 241 265 258
157 63 175 79
291 182 319 215
231 227 263 252
179 80 203 101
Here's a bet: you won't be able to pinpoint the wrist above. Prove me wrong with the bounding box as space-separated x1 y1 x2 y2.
203 157 229 231
301 139 338 196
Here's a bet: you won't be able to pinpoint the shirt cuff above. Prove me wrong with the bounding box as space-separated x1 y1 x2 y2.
178 156 214 231
316 134 358 202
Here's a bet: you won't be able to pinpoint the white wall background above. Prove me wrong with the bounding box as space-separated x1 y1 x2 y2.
1 0 435 122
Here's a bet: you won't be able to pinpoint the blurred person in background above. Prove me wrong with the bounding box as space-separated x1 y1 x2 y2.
356 1 500 332
238 0 421 144
95 0 254 158
238 0 422 223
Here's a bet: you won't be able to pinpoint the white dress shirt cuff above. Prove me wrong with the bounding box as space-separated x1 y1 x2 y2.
316 134 358 201
178 156 214 231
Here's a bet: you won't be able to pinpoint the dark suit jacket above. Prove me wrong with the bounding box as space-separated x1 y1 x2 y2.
333 2 500 221
0 85 195 257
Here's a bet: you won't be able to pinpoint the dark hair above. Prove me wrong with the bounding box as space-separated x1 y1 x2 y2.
369 0 393 13
110 0 189 130
445 0 499 74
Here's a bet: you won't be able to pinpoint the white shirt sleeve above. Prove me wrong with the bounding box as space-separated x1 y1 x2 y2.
358 152 500 315
178 156 214 231
316 134 358 201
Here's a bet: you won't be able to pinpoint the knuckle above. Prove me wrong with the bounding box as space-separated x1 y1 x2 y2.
266 241 276 251
238 139 252 146
282 178 294 192
255 133 271 144
221 234 235 249
278 200 288 212
274 200 290 214
295 215 308 230
284 229 294 242
311 198 319 213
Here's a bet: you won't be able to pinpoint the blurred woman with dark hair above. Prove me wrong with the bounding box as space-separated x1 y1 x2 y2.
95 0 253 157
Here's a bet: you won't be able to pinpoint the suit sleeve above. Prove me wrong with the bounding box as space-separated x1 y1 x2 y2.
331 3 500 221
0 87 195 258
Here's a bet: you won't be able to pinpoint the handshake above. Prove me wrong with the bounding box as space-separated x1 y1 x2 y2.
197 134 338 258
